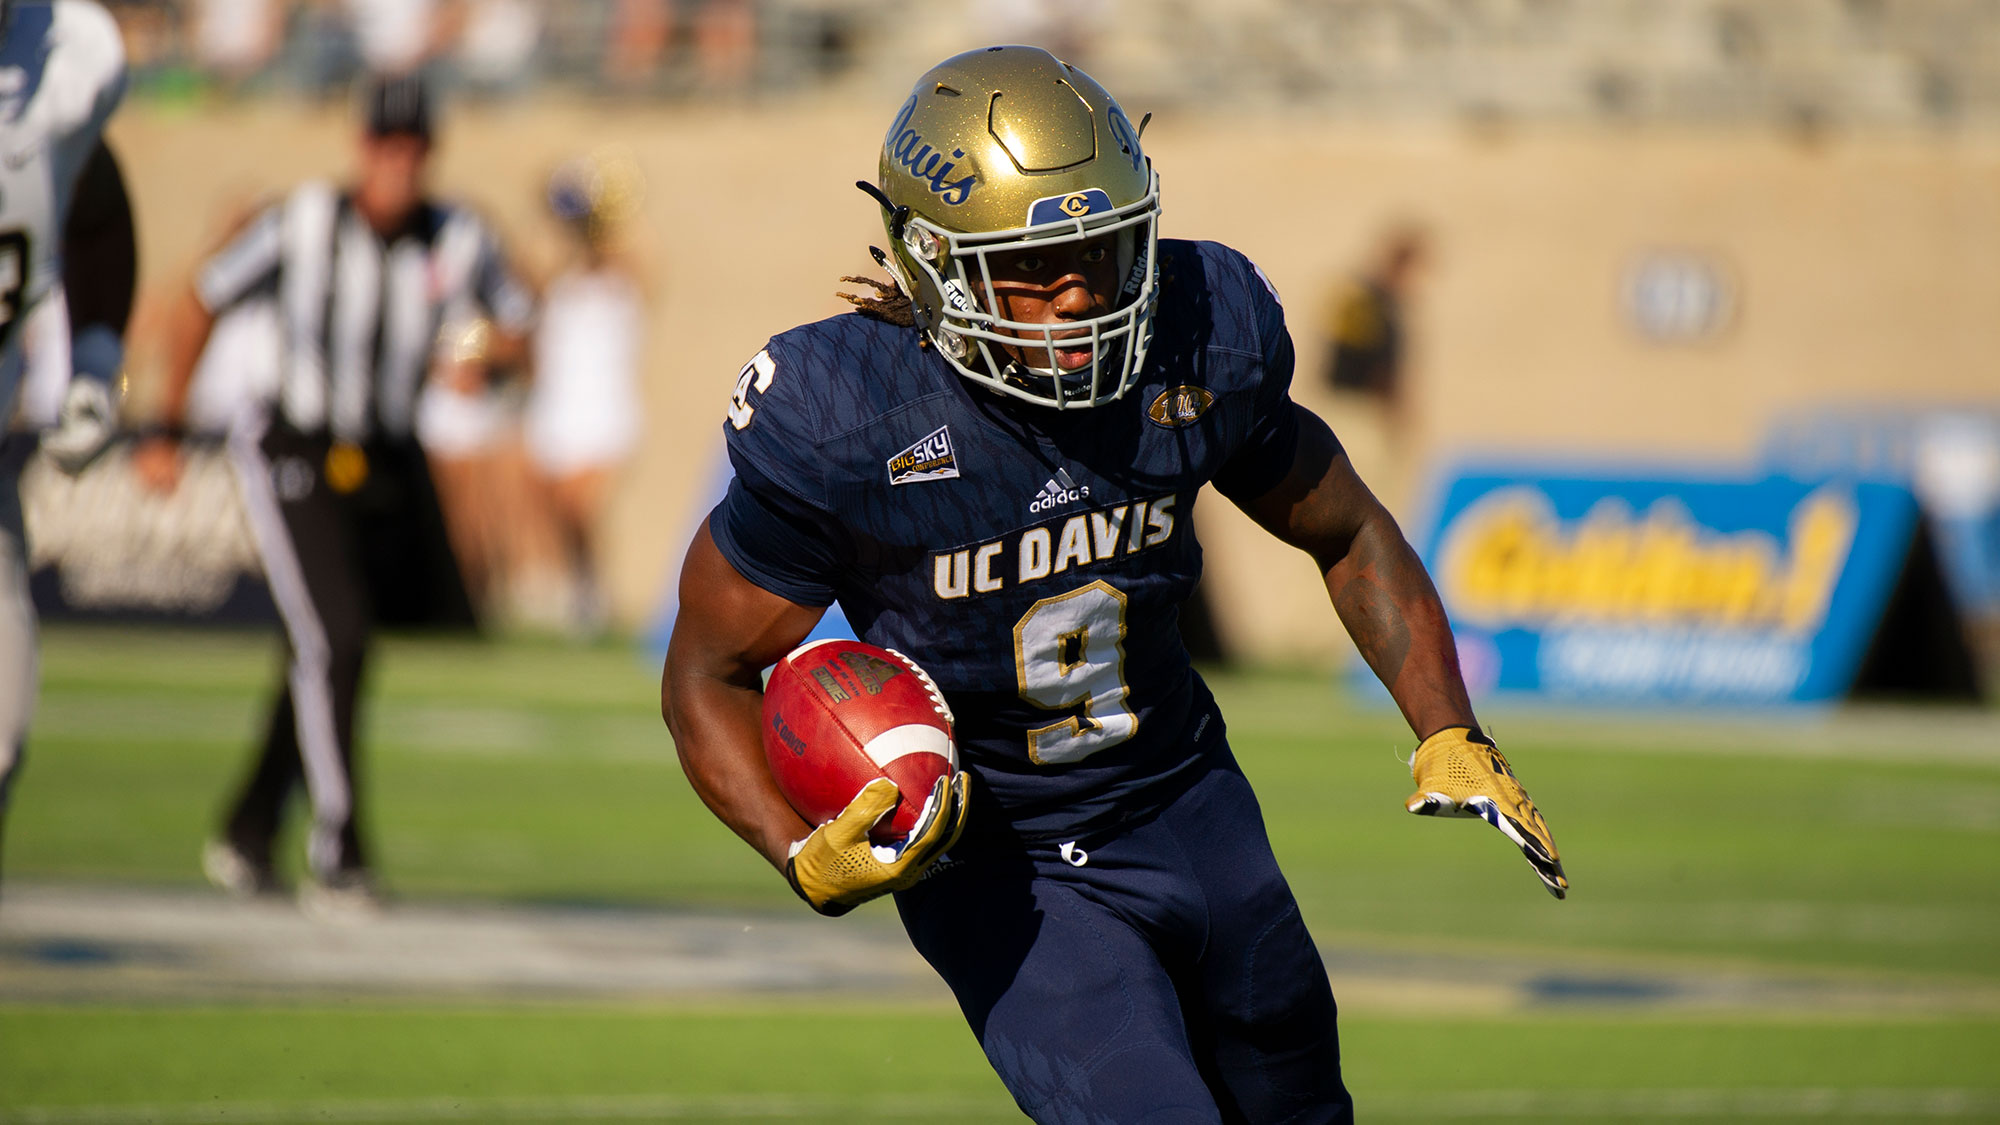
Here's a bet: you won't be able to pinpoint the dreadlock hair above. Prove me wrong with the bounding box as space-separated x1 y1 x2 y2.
836 272 916 328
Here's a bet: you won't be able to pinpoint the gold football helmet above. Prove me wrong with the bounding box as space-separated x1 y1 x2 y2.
869 45 1161 409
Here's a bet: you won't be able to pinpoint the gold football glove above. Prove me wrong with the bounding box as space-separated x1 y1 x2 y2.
785 773 970 916
1406 727 1568 899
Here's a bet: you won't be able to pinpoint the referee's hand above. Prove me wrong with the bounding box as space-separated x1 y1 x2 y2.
132 435 183 495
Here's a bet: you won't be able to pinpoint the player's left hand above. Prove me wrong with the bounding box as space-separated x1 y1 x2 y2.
785 772 970 917
1406 726 1568 899
40 379 117 476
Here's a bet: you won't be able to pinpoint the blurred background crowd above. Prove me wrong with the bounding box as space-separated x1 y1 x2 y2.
10 0 2000 700
93 0 2000 124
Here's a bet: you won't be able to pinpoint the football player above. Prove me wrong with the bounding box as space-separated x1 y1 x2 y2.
0 0 130 897
663 46 1566 1122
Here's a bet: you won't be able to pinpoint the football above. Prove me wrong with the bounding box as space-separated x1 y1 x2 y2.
761 639 957 845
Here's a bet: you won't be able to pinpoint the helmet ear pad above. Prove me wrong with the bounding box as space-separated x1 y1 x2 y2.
870 45 1163 410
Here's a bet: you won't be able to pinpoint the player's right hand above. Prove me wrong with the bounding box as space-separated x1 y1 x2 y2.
131 435 183 495
1406 726 1568 899
785 772 969 917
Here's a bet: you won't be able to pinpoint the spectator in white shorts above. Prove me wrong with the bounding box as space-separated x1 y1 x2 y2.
524 154 645 634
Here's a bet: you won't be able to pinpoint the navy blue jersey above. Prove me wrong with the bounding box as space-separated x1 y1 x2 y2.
712 239 1308 843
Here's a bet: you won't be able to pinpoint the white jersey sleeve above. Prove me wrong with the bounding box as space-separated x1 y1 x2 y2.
0 0 126 404
43 0 127 196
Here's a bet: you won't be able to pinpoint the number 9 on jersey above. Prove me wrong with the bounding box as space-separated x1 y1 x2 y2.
1013 580 1137 764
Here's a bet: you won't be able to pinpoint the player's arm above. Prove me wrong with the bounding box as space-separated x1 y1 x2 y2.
132 203 280 491
663 522 969 915
1229 404 1568 898
128 283 217 492
1232 406 1469 735
662 521 824 869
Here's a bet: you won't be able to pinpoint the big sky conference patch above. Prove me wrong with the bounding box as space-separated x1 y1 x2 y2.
887 425 960 485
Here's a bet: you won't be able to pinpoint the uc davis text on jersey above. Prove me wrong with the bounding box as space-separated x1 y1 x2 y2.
932 495 1179 600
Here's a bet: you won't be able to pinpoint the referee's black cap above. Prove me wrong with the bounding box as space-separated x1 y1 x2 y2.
363 73 433 141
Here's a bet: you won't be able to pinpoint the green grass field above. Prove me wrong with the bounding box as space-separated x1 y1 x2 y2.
5 624 2000 1122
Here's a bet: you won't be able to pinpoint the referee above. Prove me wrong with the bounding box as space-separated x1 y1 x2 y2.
135 74 535 913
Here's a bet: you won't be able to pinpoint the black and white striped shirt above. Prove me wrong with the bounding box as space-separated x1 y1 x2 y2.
195 181 535 442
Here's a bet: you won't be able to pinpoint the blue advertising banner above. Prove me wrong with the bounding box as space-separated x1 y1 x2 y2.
1411 467 1922 705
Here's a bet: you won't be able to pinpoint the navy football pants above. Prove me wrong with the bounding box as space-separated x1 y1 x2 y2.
895 756 1352 1124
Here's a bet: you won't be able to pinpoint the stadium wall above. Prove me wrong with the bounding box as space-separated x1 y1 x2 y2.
107 103 2000 665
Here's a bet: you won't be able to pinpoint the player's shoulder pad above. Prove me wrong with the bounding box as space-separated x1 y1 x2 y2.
1187 239 1284 307
721 326 832 501
1161 239 1288 357
43 1 126 128
759 312 906 423
53 1 121 55
724 313 909 508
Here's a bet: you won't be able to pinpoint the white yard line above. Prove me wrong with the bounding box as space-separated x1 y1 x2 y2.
0 883 943 1002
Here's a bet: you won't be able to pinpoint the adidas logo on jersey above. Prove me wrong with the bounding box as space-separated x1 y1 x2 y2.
1029 468 1090 514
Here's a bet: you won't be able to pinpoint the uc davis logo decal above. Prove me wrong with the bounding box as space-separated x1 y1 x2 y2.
1147 385 1214 428
1027 188 1112 227
887 96 976 206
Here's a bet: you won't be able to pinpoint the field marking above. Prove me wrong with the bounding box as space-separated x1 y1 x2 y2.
6 1088 2000 1122
5 884 1999 1017
0 883 946 1002
27 694 675 764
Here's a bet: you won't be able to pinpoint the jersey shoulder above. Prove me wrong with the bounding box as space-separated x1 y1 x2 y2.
1147 238 1290 410
41 1 125 131
726 311 928 509
1157 238 1285 350
747 310 929 438
768 309 918 398
51 0 122 66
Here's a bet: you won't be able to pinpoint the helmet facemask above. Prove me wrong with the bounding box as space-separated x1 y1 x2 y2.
899 174 1161 410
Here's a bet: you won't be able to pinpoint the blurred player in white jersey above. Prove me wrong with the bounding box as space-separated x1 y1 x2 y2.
0 0 131 896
